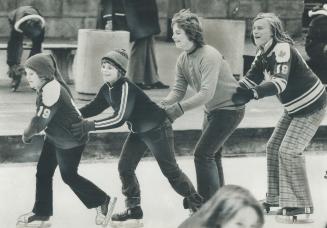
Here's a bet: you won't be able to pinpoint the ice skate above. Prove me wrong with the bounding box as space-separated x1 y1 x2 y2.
275 207 314 224
95 196 117 227
111 206 144 228
259 199 279 214
11 76 22 92
324 170 327 179
16 212 50 228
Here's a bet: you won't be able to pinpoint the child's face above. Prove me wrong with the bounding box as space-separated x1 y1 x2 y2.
172 24 194 51
25 68 43 90
101 62 119 84
223 207 260 228
252 18 273 48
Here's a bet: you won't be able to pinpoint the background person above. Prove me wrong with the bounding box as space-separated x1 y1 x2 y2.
7 5 45 92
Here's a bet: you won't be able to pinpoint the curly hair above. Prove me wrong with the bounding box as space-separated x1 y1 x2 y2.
171 9 205 47
251 12 294 45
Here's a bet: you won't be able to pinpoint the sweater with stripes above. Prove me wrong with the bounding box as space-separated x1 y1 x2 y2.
79 78 167 133
239 41 326 116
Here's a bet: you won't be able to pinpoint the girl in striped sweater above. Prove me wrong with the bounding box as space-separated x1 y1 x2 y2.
233 13 327 222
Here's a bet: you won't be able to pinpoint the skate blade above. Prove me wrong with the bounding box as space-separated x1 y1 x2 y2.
102 197 117 228
16 221 51 228
110 219 144 228
275 214 314 224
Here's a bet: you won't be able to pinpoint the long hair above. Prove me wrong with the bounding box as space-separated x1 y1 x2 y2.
251 12 294 45
179 185 264 228
171 9 205 47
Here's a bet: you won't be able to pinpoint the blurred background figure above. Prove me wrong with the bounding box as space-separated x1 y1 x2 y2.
7 6 45 92
166 0 191 42
96 0 169 90
178 185 264 228
305 3 327 85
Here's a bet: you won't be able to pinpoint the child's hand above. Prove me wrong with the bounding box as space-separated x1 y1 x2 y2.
165 103 184 123
22 135 32 144
71 119 95 140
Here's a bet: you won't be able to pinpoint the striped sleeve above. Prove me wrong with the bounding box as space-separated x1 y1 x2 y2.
94 82 135 131
239 53 264 89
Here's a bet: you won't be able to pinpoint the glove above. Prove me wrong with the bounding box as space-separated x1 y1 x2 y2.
8 64 26 92
157 100 168 109
165 103 184 123
232 87 255 105
71 119 95 140
22 135 32 144
183 193 203 213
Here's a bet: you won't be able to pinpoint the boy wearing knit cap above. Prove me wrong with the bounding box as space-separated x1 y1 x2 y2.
17 53 116 228
72 49 203 227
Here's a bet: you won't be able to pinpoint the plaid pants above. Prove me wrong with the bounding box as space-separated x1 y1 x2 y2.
266 107 326 208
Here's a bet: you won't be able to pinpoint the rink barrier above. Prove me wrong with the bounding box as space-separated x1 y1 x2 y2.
1 126 327 163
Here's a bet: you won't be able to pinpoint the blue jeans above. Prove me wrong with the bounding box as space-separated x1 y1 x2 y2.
118 119 199 208
32 139 107 216
194 108 245 202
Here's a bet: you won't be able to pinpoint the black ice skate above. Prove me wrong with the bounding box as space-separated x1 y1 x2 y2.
95 196 117 227
111 206 144 228
11 76 22 92
16 212 50 228
259 199 279 214
275 207 314 224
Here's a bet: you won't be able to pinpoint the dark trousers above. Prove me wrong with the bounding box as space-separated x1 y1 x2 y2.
194 108 245 202
32 139 107 216
127 36 160 85
118 119 197 208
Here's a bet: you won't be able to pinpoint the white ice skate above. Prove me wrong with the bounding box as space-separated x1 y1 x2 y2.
259 200 279 214
275 207 314 224
95 196 117 227
16 212 51 228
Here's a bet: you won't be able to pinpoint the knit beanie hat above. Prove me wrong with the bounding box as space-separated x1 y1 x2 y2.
25 53 55 81
101 49 128 73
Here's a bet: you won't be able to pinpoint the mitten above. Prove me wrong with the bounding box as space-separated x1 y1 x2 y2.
71 119 95 140
165 103 184 123
232 87 255 105
22 135 32 144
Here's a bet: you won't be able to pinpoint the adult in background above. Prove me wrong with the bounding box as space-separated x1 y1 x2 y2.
305 3 327 85
160 9 245 203
96 0 169 90
7 5 45 92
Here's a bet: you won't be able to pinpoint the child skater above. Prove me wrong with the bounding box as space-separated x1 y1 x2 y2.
178 185 264 228
233 13 327 223
71 49 203 227
16 53 116 228
160 9 245 204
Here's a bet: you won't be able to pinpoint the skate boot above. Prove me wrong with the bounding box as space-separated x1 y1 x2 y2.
11 75 22 92
259 199 279 214
183 193 204 216
324 171 327 179
111 206 144 228
95 195 117 227
16 212 50 228
275 207 314 224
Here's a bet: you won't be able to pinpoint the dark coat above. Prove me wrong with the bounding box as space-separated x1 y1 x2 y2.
96 0 160 41
305 14 327 83
7 6 44 66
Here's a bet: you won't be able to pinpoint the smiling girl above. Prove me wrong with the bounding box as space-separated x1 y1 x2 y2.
160 9 245 203
233 13 327 223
